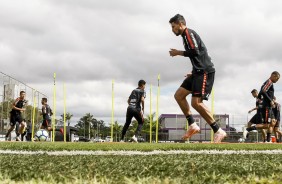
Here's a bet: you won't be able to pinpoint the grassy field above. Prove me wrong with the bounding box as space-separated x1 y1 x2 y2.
1 142 282 184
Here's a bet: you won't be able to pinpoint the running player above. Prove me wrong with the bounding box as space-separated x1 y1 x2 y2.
168 14 226 142
5 91 27 141
120 80 146 143
40 98 63 134
243 89 266 141
243 71 280 142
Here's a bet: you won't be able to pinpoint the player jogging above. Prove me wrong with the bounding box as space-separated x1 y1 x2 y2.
120 80 146 143
40 98 63 135
168 14 226 142
243 71 280 142
243 89 266 141
5 91 27 141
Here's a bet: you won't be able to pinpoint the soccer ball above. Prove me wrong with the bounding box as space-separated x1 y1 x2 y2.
238 138 245 143
35 129 49 141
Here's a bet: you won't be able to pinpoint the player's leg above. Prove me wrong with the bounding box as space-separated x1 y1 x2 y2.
190 72 226 142
5 114 16 140
132 109 144 143
121 108 134 141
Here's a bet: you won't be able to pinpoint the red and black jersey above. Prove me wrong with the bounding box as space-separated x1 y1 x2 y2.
181 28 215 74
258 79 274 108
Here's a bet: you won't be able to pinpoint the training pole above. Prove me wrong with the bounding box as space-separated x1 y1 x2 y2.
31 90 37 142
63 83 66 142
111 80 114 142
52 73 56 142
211 88 215 142
156 74 160 143
149 84 152 143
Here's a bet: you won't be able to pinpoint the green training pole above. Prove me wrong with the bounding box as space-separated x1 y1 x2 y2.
52 73 56 142
211 88 215 142
111 80 114 142
149 84 152 143
156 74 160 143
31 90 37 142
63 83 66 142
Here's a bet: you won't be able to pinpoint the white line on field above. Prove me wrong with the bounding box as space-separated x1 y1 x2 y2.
1 150 282 155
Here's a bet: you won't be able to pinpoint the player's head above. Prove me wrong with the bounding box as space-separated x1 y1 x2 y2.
169 14 186 36
19 91 26 99
251 89 258 98
41 97 48 105
138 79 146 89
270 71 280 83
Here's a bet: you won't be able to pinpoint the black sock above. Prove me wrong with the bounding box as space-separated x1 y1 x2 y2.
186 115 194 126
210 122 219 133
266 133 271 142
246 126 256 132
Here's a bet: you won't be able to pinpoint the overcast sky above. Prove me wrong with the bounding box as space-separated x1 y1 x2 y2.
1 0 281 127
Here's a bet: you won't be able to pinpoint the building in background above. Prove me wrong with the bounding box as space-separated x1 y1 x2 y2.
159 114 230 141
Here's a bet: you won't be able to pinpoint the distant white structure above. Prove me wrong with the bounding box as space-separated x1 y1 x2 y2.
159 114 229 141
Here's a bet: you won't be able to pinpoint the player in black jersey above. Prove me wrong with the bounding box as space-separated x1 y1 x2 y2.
41 98 63 134
243 89 266 141
169 14 226 142
120 80 146 143
5 91 27 141
244 71 280 142
273 97 281 142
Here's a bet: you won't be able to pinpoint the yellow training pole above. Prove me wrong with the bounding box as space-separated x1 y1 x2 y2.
111 80 114 142
31 90 37 142
149 84 152 143
63 83 66 142
52 73 56 142
211 88 215 142
156 74 160 143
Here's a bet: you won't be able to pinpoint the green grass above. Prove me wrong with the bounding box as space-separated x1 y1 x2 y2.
1 142 282 183
1 142 282 151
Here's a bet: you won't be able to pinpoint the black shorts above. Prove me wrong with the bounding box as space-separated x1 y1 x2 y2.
42 119 51 128
180 71 214 100
257 107 274 124
10 113 23 126
249 114 261 124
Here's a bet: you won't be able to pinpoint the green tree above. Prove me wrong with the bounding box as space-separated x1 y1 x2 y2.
60 112 73 126
113 121 123 142
74 113 107 138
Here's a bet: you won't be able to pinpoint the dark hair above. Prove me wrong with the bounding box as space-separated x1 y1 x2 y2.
272 71 280 76
42 97 48 102
169 14 186 25
251 89 257 93
138 79 146 87
20 91 25 95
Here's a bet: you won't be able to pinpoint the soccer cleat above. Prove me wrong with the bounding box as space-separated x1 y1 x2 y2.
120 140 125 143
214 128 227 143
16 136 21 141
131 135 138 143
59 128 64 135
182 123 200 140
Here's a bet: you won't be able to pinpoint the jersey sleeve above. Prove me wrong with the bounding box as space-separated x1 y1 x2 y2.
260 80 273 102
183 29 200 57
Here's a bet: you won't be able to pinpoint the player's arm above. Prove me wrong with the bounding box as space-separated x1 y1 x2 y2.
248 107 258 113
127 98 130 105
11 99 25 111
169 48 199 57
141 96 145 113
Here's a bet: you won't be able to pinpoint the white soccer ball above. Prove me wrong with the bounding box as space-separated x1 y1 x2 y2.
35 129 49 141
238 138 245 143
